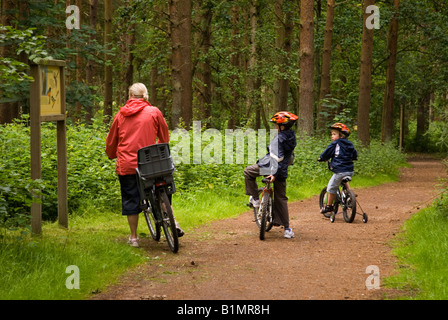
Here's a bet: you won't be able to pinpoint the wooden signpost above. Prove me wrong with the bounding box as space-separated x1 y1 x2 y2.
30 60 68 234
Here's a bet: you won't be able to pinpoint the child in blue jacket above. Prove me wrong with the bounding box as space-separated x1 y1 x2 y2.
318 123 358 214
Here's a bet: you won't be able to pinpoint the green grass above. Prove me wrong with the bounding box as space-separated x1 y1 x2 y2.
0 206 148 300
384 197 448 299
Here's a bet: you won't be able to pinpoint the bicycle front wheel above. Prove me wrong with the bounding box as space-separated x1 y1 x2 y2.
253 188 264 228
342 188 357 223
158 190 179 253
319 187 339 218
259 191 273 240
143 199 161 241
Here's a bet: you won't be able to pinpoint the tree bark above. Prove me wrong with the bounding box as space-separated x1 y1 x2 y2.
170 0 193 128
273 0 293 112
357 0 375 147
0 0 19 124
298 0 315 136
85 0 98 123
381 0 400 143
196 1 213 127
317 0 335 132
227 5 242 130
104 0 113 122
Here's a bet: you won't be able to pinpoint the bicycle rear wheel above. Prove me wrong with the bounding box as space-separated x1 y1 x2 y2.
158 190 179 253
342 188 357 223
143 199 161 241
259 191 273 240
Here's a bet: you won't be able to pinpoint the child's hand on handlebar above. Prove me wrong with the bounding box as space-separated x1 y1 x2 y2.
266 175 275 182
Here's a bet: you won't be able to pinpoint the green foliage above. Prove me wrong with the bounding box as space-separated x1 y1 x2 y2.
0 25 51 103
0 117 40 230
0 115 120 226
406 119 448 154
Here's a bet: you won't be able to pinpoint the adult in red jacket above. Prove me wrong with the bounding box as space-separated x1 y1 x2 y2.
105 83 170 248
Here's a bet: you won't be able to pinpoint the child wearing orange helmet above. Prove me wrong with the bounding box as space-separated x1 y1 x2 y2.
318 123 358 214
244 111 297 238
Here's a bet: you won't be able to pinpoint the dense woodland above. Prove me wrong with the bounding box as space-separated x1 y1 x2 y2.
1 0 448 151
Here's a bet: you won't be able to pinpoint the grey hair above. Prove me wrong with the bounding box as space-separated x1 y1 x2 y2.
128 83 149 101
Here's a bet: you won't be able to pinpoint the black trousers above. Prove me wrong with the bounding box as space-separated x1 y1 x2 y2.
118 174 172 216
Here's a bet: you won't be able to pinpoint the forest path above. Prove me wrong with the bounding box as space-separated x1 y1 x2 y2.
93 156 446 300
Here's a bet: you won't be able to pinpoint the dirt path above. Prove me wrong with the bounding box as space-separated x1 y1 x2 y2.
93 156 446 300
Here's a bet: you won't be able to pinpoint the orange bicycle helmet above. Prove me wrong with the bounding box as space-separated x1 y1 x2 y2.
270 111 298 126
329 122 351 137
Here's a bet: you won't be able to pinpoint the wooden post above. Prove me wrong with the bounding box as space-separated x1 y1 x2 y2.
57 65 68 228
30 64 42 235
29 60 68 234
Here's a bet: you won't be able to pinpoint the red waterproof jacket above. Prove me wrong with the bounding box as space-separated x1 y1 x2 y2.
105 98 169 175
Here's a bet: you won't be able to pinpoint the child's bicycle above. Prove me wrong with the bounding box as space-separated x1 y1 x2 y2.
248 177 274 240
319 176 368 224
136 143 179 253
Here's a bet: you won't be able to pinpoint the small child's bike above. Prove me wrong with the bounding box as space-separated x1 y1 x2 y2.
319 176 368 223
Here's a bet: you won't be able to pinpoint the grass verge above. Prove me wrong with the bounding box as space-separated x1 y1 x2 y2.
384 197 448 299
0 206 147 300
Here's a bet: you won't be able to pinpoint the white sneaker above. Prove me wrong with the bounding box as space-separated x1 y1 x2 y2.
284 228 295 239
249 196 260 208
128 237 139 247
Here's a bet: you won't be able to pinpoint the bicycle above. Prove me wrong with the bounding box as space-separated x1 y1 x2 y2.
319 176 368 223
136 143 179 253
248 177 274 240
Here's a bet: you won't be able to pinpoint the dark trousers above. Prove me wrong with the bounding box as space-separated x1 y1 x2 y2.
118 174 172 216
244 164 290 229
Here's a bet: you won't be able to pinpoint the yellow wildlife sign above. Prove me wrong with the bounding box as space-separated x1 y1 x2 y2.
30 59 68 234
40 65 62 116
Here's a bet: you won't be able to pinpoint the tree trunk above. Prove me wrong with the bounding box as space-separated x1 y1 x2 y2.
317 0 335 132
170 0 193 128
85 0 98 123
298 0 315 136
273 0 293 112
357 0 375 147
75 0 84 122
381 0 400 143
196 1 213 127
247 0 259 127
227 5 242 130
0 0 19 124
124 25 135 98
416 91 430 138
104 0 113 122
